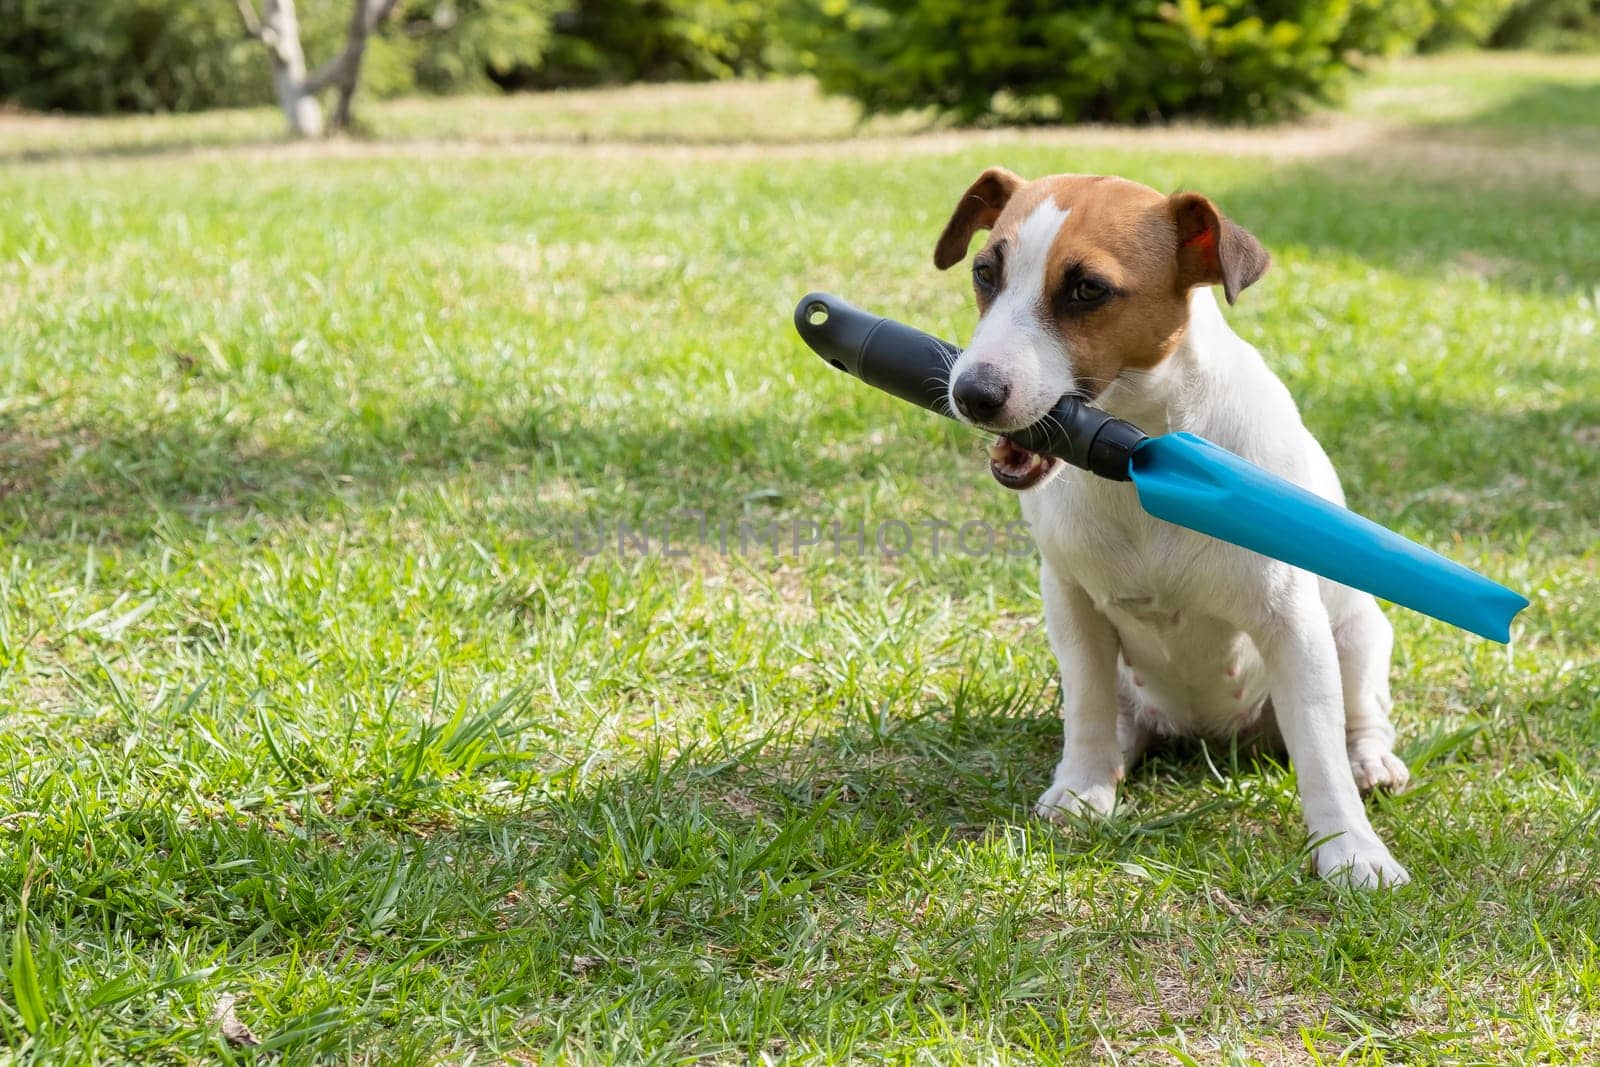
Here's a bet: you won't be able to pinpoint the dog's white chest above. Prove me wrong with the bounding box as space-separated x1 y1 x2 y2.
1025 477 1275 738
1099 593 1270 737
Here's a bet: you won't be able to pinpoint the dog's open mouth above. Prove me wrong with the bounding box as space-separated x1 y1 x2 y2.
988 436 1059 491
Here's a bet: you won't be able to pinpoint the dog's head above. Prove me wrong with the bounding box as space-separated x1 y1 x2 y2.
936 168 1269 489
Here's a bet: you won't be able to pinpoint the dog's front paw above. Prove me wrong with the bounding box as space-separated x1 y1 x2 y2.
1313 833 1410 889
1035 778 1118 820
1349 745 1410 794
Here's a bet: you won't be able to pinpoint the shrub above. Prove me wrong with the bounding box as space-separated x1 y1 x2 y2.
794 0 1442 125
0 0 562 113
1419 0 1521 49
0 0 775 114
402 0 567 94
0 0 289 112
1489 0 1600 50
510 0 779 87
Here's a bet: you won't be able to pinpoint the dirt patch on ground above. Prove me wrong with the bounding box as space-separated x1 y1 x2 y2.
7 113 1597 196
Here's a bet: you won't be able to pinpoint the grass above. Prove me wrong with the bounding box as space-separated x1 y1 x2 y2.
3 51 1596 161
1344 51 1600 150
0 52 1596 1064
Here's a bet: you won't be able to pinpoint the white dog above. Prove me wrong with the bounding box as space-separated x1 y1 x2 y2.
937 168 1411 888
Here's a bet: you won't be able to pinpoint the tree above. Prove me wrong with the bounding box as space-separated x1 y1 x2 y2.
232 0 399 137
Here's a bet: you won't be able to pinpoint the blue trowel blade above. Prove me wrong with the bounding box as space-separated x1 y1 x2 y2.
1128 433 1529 643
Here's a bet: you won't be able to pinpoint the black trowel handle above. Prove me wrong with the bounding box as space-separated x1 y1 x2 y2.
795 292 961 413
794 292 1147 482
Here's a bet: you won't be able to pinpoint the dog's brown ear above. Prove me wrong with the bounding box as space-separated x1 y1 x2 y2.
1169 192 1270 305
934 167 1022 270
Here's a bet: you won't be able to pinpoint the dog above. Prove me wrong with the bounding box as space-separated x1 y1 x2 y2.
937 168 1411 888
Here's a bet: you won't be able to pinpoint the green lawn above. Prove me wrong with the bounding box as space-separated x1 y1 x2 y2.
0 54 1597 1064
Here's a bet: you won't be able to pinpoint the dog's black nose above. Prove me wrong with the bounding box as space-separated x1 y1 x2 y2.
951 366 1009 423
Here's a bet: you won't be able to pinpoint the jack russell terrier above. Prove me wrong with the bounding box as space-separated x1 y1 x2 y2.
938 168 1411 888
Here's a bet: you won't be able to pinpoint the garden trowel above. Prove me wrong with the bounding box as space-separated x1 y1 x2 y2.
793 292 1527 643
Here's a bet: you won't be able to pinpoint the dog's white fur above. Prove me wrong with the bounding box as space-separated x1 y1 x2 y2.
963 201 1077 429
949 199 1412 888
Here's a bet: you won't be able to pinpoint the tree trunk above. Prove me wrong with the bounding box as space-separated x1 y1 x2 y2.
260 0 324 137
239 0 395 138
328 0 380 132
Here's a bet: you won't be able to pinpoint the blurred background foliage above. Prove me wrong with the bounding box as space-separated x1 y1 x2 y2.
795 0 1442 123
795 0 1600 123
0 0 1594 121
520 0 781 87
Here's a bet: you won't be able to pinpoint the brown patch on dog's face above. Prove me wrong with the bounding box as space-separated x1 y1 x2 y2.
1027 175 1191 398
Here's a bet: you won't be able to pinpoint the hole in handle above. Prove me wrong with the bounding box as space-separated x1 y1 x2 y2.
805 302 829 326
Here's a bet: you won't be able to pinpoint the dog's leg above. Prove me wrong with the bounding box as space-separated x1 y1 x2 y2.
1335 596 1410 794
1257 583 1410 888
1035 564 1124 819
1116 677 1155 768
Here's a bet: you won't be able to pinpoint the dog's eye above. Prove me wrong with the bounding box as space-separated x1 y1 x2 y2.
1052 275 1118 317
1069 279 1110 303
973 261 997 291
